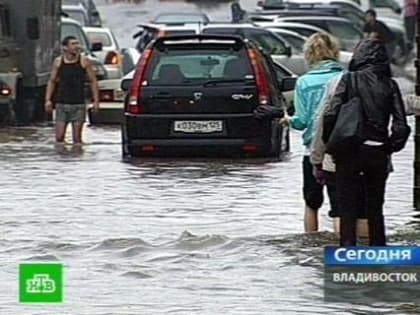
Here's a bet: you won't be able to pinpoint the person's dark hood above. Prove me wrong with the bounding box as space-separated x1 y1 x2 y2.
348 39 391 76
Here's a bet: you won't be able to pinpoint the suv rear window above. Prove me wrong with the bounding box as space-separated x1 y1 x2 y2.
146 48 253 85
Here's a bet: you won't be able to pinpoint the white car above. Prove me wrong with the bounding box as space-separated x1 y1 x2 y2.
62 3 89 26
121 47 141 75
88 78 125 125
88 48 140 124
62 0 102 26
83 26 123 80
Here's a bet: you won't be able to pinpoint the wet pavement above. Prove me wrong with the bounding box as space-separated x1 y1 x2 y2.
1 0 419 314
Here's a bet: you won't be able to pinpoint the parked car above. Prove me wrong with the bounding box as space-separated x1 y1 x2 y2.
257 0 292 9
274 16 363 51
62 4 90 26
266 0 402 20
83 26 123 79
151 12 210 24
201 23 313 75
88 77 125 124
248 5 366 29
267 28 306 52
271 0 408 63
88 48 139 125
133 23 308 75
62 0 102 26
267 27 353 65
256 20 327 37
121 34 296 158
121 47 141 75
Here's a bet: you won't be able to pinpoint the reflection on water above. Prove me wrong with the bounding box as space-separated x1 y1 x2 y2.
54 143 85 156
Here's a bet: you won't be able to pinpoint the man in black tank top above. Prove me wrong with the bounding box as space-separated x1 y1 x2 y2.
44 36 99 145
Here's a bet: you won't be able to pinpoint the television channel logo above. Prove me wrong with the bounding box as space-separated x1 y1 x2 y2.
19 263 63 303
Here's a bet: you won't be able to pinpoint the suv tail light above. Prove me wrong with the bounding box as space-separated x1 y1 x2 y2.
104 51 121 65
128 48 153 115
247 48 269 105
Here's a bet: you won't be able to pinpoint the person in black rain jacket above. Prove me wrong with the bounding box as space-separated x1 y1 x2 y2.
322 38 410 246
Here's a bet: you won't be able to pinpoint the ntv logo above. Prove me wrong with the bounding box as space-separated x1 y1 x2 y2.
19 263 63 303
26 274 56 293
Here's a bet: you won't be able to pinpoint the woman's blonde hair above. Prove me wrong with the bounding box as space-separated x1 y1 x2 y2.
303 33 340 66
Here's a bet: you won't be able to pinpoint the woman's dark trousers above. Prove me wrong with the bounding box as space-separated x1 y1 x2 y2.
335 145 389 246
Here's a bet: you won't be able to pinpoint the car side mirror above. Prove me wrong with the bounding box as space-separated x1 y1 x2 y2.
91 42 103 52
257 1 264 7
121 78 133 91
281 77 296 92
92 11 100 17
394 7 402 14
284 46 292 57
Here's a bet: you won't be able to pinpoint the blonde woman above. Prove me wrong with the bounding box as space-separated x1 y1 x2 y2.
282 33 343 232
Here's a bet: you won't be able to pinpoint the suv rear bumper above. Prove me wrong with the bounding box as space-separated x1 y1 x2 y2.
125 138 273 157
131 138 248 146
122 114 282 157
123 113 283 157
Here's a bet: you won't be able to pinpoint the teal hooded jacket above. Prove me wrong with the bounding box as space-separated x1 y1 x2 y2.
289 60 344 149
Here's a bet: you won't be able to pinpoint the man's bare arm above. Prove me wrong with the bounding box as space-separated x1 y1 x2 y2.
44 57 61 112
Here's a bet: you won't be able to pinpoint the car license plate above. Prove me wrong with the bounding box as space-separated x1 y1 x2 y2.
173 120 223 133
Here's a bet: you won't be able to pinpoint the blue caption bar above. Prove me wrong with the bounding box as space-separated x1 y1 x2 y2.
325 246 420 266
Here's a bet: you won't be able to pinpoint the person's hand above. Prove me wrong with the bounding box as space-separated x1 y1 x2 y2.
44 100 53 113
279 112 290 126
313 165 327 185
91 101 100 113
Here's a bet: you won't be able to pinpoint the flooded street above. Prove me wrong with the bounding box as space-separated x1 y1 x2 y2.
1 0 420 314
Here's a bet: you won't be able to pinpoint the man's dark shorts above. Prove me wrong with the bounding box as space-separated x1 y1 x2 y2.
56 103 86 123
